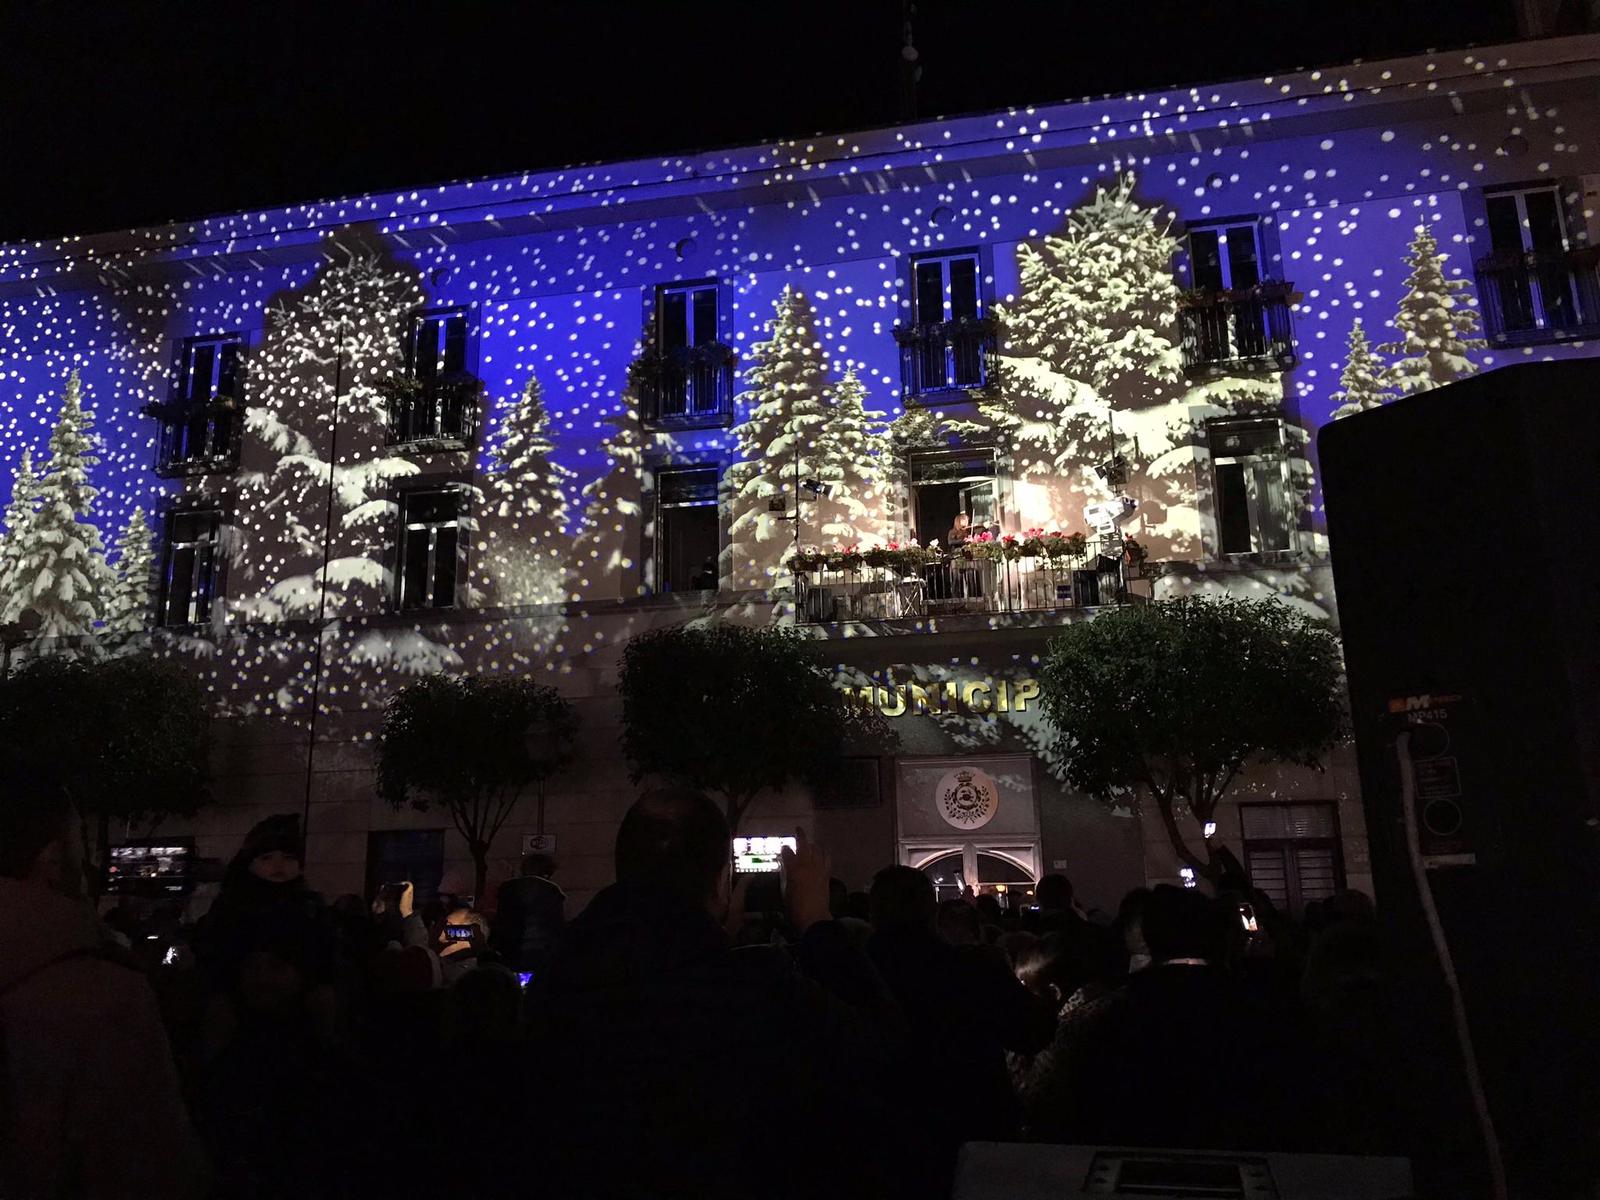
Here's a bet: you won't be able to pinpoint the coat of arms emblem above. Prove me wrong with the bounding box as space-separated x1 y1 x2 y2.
936 767 998 830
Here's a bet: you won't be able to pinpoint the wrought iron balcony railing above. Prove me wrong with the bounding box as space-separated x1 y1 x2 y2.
381 373 480 449
633 343 736 427
1475 247 1600 346
142 396 241 478
794 540 1133 623
894 316 997 398
1178 283 1298 373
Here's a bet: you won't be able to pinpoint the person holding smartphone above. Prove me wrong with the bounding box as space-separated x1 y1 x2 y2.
525 788 904 1199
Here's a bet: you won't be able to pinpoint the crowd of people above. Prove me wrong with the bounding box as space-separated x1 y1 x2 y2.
0 767 1401 1200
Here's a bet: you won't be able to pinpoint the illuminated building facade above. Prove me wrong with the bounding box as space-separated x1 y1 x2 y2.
3 34 1599 911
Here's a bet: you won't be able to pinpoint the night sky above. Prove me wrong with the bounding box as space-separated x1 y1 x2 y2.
2 0 1520 243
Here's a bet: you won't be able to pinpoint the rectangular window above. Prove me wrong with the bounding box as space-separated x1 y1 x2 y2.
1240 802 1344 913
903 251 988 394
648 284 729 423
157 335 242 473
398 489 461 611
658 283 720 351
1482 185 1586 336
1208 419 1292 556
1187 221 1264 292
395 309 473 444
159 509 221 626
656 466 720 592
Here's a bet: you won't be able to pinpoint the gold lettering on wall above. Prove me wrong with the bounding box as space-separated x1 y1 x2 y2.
838 675 1039 719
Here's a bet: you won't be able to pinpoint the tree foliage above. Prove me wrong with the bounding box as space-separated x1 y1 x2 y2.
619 623 871 830
1040 596 1344 882
376 673 577 899
0 654 211 894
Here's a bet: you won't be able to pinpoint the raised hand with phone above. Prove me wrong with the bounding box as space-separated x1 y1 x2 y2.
779 827 833 935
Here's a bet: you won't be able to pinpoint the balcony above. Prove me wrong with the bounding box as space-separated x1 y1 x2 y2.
792 534 1137 623
142 396 240 478
895 316 998 399
633 343 736 428
380 373 480 450
1474 248 1600 346
1177 283 1297 373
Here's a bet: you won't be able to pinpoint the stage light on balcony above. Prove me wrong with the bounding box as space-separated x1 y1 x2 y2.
801 478 832 497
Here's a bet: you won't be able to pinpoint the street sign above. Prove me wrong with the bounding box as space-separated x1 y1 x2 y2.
522 834 557 855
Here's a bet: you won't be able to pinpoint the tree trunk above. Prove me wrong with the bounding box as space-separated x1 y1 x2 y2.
471 842 490 907
1152 790 1225 886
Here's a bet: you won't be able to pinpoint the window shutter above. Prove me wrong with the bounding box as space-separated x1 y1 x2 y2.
1246 849 1290 907
1293 847 1340 904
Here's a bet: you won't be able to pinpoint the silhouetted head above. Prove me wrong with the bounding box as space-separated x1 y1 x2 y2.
1035 873 1074 913
869 866 936 932
937 899 983 944
1015 932 1095 1010
521 853 556 879
1142 884 1218 963
974 893 1004 927
615 787 731 916
0 752 79 896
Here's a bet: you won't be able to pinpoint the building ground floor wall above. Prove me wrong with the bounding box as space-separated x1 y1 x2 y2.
134 591 1369 921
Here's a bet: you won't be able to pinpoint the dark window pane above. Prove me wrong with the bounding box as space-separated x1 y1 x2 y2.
216 341 240 399
431 526 458 607
662 505 719 592
659 468 719 505
188 343 215 405
1224 225 1261 289
659 291 688 350
192 544 215 622
1250 460 1293 552
1295 848 1339 902
691 288 718 346
915 261 945 324
402 527 430 609
442 314 468 374
1189 229 1224 290
1522 190 1566 254
949 256 980 320
1216 462 1252 554
165 545 196 624
412 319 441 379
1486 195 1524 256
407 490 458 526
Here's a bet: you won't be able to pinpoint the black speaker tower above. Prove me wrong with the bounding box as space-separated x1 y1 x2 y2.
1320 360 1600 1198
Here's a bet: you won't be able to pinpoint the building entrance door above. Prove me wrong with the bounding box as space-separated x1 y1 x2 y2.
895 754 1041 901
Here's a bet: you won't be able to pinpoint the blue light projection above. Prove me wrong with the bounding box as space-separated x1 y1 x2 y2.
0 37 1595 721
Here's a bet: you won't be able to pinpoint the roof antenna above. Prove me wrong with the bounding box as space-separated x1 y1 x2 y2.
899 0 921 121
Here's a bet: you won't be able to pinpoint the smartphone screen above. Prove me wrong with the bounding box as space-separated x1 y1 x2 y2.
1238 903 1259 934
517 971 534 990
445 924 476 941
732 836 797 874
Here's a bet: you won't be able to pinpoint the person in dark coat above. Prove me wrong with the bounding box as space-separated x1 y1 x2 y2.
1011 931 1123 1140
866 867 1056 1196
1052 884 1304 1151
189 815 350 1198
526 789 904 1199
492 852 565 977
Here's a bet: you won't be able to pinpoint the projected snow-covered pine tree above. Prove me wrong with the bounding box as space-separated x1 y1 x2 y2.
103 505 154 637
1380 223 1484 395
5 371 113 648
725 287 833 588
813 367 886 545
0 445 42 616
1329 318 1391 419
482 373 574 607
234 255 461 702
